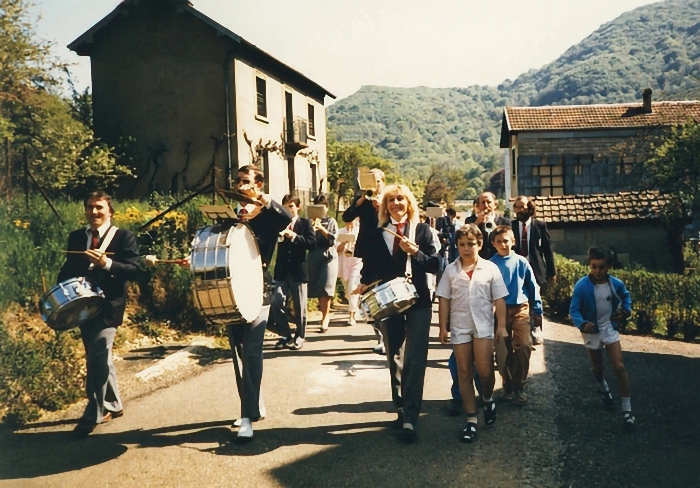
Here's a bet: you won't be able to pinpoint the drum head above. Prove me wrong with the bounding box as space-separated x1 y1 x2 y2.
227 224 264 322
47 296 105 331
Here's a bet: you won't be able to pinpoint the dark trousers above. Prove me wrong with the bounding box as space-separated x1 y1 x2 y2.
80 320 122 423
381 306 432 427
271 277 308 339
227 305 269 420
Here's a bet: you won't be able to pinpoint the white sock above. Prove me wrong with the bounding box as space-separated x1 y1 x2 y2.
402 422 414 430
597 379 610 392
483 396 493 403
621 397 632 412
466 414 478 424
237 417 253 438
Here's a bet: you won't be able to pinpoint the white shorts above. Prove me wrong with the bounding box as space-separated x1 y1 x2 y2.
581 321 620 350
450 311 493 344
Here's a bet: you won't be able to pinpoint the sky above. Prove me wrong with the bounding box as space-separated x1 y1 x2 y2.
33 0 660 102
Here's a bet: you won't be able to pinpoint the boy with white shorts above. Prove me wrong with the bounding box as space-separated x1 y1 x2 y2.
570 246 635 429
438 224 507 443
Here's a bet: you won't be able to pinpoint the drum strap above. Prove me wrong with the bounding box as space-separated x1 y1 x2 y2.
405 222 415 279
88 226 119 271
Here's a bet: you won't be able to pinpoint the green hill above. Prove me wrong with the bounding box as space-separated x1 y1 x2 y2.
327 0 700 197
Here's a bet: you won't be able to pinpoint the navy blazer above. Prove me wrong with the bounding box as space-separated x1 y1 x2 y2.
246 200 293 268
57 227 140 328
512 218 556 286
360 222 439 309
342 196 378 260
273 217 316 283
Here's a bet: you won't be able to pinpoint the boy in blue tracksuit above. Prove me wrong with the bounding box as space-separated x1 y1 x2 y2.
489 226 542 406
570 246 635 429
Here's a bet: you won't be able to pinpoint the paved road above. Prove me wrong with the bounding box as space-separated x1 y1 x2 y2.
1 305 698 487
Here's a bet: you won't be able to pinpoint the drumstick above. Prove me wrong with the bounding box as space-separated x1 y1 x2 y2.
381 227 404 239
62 250 115 255
144 255 187 267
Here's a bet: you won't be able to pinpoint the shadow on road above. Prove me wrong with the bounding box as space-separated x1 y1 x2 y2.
545 338 700 487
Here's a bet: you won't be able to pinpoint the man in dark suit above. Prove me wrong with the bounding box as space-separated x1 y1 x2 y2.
272 194 316 351
342 168 386 354
227 165 292 441
465 192 511 259
57 191 140 436
512 195 557 345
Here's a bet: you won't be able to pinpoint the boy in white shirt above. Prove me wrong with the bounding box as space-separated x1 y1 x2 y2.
437 224 508 443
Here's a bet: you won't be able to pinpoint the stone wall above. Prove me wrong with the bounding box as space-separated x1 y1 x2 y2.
548 222 674 272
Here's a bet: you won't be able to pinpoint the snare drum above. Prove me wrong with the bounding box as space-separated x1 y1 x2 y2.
39 277 106 330
190 223 264 325
360 277 418 320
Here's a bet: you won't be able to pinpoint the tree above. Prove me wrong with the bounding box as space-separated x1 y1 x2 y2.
326 133 393 211
0 0 133 198
644 121 700 222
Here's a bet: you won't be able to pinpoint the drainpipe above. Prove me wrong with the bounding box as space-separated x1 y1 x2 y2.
224 51 237 189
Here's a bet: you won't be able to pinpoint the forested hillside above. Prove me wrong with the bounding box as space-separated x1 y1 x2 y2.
327 0 700 199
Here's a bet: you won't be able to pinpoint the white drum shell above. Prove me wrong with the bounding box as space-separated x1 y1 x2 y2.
39 277 106 330
191 224 263 325
360 277 418 320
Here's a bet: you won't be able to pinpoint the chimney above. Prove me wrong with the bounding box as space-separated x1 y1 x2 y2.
642 88 653 114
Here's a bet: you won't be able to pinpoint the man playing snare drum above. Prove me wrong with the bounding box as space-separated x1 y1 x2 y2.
57 191 140 436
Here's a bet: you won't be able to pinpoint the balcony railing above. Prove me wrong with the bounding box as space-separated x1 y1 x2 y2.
283 117 308 150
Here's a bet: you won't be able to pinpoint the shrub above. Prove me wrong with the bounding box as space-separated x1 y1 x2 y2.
0 314 84 428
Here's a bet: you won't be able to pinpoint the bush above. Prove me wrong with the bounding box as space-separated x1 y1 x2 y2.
544 254 700 341
0 314 84 428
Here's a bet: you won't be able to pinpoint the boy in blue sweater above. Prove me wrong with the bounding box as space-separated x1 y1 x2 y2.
490 226 542 406
570 247 634 429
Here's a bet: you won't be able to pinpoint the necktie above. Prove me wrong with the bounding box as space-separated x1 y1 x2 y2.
90 230 99 250
393 222 407 255
520 223 528 257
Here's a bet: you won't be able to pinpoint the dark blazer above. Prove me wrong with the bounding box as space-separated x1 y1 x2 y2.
342 196 378 260
360 222 439 309
273 217 316 283
57 227 140 328
512 218 556 286
245 201 292 267
464 214 511 260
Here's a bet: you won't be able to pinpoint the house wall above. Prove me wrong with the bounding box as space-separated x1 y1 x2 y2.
508 130 650 199
548 222 675 272
90 1 231 196
86 0 328 201
234 60 327 204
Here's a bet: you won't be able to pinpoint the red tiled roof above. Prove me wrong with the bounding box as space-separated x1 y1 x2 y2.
526 191 676 224
504 101 700 132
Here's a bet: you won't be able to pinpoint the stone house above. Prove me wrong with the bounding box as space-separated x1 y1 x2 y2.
499 91 700 271
69 0 335 202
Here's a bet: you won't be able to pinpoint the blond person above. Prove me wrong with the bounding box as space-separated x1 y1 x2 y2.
355 185 439 443
437 224 507 443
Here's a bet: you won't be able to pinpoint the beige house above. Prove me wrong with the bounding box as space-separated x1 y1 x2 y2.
69 0 335 201
499 91 700 272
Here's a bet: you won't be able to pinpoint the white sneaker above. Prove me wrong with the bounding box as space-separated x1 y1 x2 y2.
237 417 253 440
348 317 356 326
373 342 386 355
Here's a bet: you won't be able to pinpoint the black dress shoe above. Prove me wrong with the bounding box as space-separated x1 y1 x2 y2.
72 422 96 438
399 426 417 443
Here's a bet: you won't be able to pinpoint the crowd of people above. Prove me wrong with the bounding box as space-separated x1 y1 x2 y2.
57 167 635 445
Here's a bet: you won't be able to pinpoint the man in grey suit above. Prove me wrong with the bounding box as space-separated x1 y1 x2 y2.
512 195 557 345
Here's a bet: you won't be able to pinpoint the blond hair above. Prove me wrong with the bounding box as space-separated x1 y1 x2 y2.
378 184 420 227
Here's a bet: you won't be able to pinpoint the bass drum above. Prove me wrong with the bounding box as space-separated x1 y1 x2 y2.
190 223 263 325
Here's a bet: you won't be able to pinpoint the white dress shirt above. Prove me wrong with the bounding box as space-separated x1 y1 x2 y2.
383 216 409 256
85 220 113 270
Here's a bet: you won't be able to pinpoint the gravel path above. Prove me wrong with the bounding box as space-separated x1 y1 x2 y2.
1 308 698 487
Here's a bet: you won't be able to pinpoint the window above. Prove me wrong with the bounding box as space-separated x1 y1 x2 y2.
532 156 564 196
256 76 267 118
307 103 315 138
618 156 636 175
